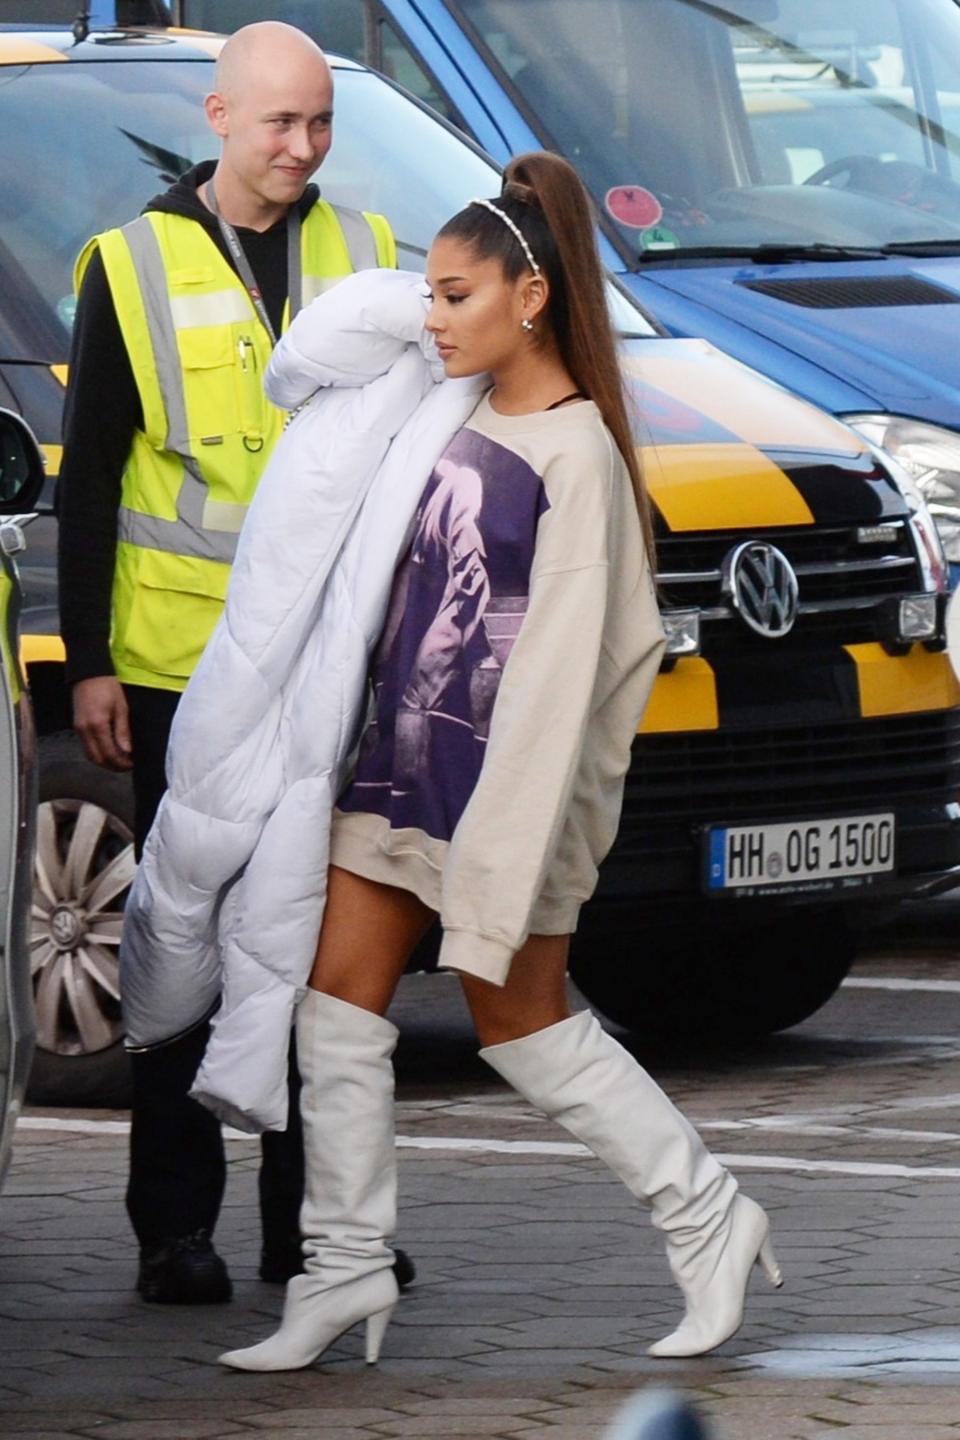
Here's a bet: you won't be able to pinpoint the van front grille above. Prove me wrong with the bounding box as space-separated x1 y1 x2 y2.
658 521 924 644
616 709 960 860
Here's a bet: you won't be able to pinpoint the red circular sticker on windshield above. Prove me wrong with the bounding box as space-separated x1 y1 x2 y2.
605 185 663 229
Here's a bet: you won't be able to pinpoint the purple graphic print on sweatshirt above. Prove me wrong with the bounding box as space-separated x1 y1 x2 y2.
338 425 549 842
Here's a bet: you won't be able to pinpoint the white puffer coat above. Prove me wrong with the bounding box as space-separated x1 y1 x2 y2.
119 269 486 1133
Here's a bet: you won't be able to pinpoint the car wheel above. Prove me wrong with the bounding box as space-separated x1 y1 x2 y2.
27 730 135 1107
569 908 856 1043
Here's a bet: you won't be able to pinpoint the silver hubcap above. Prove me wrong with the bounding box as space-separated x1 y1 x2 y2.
30 799 135 1056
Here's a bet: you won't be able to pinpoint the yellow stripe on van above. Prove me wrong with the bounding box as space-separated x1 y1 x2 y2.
0 38 67 63
39 443 62 477
639 657 719 733
624 340 868 455
644 443 814 530
20 634 66 666
845 643 960 717
51 364 68 386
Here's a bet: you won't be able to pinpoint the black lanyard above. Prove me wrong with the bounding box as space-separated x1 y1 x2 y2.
206 182 302 346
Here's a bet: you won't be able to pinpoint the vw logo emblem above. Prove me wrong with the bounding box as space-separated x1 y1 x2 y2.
50 905 81 950
724 541 799 637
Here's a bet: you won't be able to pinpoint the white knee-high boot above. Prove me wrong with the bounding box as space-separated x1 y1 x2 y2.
219 990 399 1371
480 1010 781 1358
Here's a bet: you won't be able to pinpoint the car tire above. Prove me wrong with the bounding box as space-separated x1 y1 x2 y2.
27 730 135 1108
569 908 856 1043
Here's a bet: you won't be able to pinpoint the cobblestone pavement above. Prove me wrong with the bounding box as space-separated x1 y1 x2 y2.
5 943 960 1439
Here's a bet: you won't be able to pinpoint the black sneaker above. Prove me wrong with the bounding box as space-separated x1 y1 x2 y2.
137 1229 232 1304
259 1242 416 1291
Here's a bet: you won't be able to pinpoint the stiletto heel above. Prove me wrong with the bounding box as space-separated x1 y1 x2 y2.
758 1233 782 1288
365 1303 395 1364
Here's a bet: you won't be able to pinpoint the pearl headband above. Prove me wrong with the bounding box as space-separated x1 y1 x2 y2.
469 198 541 274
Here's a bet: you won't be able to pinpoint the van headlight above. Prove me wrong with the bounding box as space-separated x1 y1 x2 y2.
848 415 960 563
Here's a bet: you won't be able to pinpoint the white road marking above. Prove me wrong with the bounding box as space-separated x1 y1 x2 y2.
700 1119 960 1143
16 1115 254 1140
15 1116 960 1178
396 1137 960 1178
716 1091 960 1131
709 1153 960 1180
396 1135 587 1156
845 976 960 994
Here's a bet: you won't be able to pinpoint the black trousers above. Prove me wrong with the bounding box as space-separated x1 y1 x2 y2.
123 684 305 1252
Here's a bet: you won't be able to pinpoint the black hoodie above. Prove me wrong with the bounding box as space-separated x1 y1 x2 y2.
58 161 320 685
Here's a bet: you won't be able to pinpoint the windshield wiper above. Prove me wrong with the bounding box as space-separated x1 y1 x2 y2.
634 242 887 264
751 243 889 261
881 239 960 257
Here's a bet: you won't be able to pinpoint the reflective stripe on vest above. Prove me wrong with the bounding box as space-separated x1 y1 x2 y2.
117 215 239 563
114 203 385 566
302 204 379 301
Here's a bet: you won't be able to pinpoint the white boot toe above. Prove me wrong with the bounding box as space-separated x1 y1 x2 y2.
649 1195 781 1358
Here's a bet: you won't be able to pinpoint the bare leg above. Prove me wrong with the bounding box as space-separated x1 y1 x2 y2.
308 865 435 1014
458 932 572 1046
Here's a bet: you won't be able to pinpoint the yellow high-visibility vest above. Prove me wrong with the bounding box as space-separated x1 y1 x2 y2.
75 200 396 690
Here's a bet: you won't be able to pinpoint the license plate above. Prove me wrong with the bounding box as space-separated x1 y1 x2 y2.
706 813 895 893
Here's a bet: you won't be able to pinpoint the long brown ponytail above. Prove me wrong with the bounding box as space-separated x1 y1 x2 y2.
437 150 655 569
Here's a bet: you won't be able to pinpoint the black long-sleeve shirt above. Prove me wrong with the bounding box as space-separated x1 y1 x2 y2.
57 161 319 685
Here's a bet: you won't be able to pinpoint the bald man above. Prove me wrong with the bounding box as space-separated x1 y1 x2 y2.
58 22 407 1304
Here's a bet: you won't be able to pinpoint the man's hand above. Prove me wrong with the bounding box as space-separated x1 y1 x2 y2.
72 676 133 771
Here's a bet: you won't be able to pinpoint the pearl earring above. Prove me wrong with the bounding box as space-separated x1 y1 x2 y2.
521 317 534 332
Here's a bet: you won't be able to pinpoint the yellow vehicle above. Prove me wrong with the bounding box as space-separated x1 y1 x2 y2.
2 20 958 1102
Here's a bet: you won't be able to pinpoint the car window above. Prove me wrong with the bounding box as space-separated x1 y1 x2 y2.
451 0 960 258
0 57 214 360
185 0 366 57
0 57 499 360
377 17 461 124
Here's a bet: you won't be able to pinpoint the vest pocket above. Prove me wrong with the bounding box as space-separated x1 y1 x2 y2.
113 546 230 684
177 327 244 444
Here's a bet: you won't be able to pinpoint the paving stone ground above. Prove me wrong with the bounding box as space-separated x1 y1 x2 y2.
5 951 960 1439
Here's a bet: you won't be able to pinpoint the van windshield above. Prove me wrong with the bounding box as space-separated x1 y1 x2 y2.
451 0 960 262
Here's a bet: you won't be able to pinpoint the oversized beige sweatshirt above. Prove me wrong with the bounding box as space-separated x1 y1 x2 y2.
331 390 665 985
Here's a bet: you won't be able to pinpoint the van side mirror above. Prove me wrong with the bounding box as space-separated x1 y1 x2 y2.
0 410 44 515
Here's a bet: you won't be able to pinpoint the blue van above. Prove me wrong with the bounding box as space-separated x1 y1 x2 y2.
182 0 960 572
